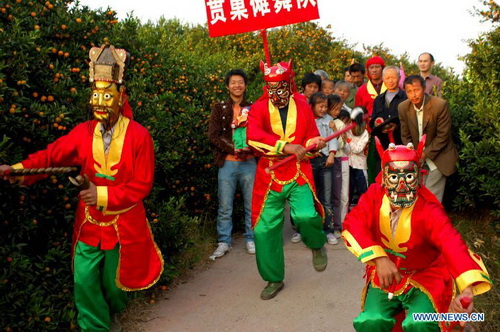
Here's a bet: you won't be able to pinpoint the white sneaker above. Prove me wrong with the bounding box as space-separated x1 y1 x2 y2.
211 242 231 259
291 232 302 243
333 230 342 239
246 241 256 254
327 233 339 245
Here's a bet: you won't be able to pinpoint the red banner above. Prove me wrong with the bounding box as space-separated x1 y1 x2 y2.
205 0 320 37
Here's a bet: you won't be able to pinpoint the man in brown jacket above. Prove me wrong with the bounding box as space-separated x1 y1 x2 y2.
208 69 256 258
398 75 458 202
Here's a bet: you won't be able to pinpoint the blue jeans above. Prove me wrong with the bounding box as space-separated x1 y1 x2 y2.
217 158 256 244
311 155 334 233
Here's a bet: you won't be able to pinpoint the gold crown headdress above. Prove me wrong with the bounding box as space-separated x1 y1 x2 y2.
89 45 128 84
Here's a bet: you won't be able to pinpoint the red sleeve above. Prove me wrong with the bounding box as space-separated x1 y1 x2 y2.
16 123 88 185
425 202 492 294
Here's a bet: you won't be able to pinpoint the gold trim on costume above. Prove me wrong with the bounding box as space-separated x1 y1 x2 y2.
268 97 298 140
269 160 301 185
379 196 416 253
114 220 165 292
96 186 108 213
341 230 388 264
360 270 376 311
72 218 89 272
93 116 130 179
302 173 325 224
84 206 119 226
105 204 136 215
409 279 440 315
366 81 387 99
455 269 492 295
253 181 273 230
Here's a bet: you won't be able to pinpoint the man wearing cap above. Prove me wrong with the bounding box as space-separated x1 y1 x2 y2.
355 56 387 184
0 45 163 331
342 137 491 331
247 60 328 300
354 56 387 115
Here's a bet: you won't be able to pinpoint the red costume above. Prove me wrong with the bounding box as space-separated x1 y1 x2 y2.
342 138 491 331
343 183 491 314
13 116 163 290
246 60 327 298
247 92 324 226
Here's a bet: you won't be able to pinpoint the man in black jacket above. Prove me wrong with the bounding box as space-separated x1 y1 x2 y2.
370 65 407 176
208 69 257 258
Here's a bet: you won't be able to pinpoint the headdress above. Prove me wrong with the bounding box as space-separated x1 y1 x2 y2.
376 135 426 168
88 44 133 119
260 60 294 83
89 45 129 84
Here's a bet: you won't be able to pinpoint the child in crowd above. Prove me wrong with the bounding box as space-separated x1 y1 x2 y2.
310 92 338 245
335 110 352 224
344 106 369 206
334 80 352 112
327 94 345 239
321 79 335 95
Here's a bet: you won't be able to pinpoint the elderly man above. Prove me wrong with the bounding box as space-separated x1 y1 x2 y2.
398 75 458 202
371 65 407 148
369 65 408 181
0 45 163 332
247 60 328 300
418 52 443 96
355 56 387 115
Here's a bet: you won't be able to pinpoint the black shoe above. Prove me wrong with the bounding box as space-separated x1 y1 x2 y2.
260 282 285 300
312 247 328 272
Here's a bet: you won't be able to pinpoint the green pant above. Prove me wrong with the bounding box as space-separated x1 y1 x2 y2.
74 241 128 332
254 181 326 282
354 284 440 332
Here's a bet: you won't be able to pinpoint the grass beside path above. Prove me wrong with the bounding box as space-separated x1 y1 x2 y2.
451 211 499 332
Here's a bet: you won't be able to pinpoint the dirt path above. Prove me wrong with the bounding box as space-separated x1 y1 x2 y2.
135 221 365 332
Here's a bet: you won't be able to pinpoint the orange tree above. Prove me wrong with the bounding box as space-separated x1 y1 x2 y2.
0 0 126 330
443 0 499 216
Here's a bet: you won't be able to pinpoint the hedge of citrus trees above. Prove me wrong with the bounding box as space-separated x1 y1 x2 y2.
1 0 498 330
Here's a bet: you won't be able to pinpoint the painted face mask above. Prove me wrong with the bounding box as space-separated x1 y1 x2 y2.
375 137 427 209
383 160 419 208
266 80 291 108
260 59 296 108
90 81 122 129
